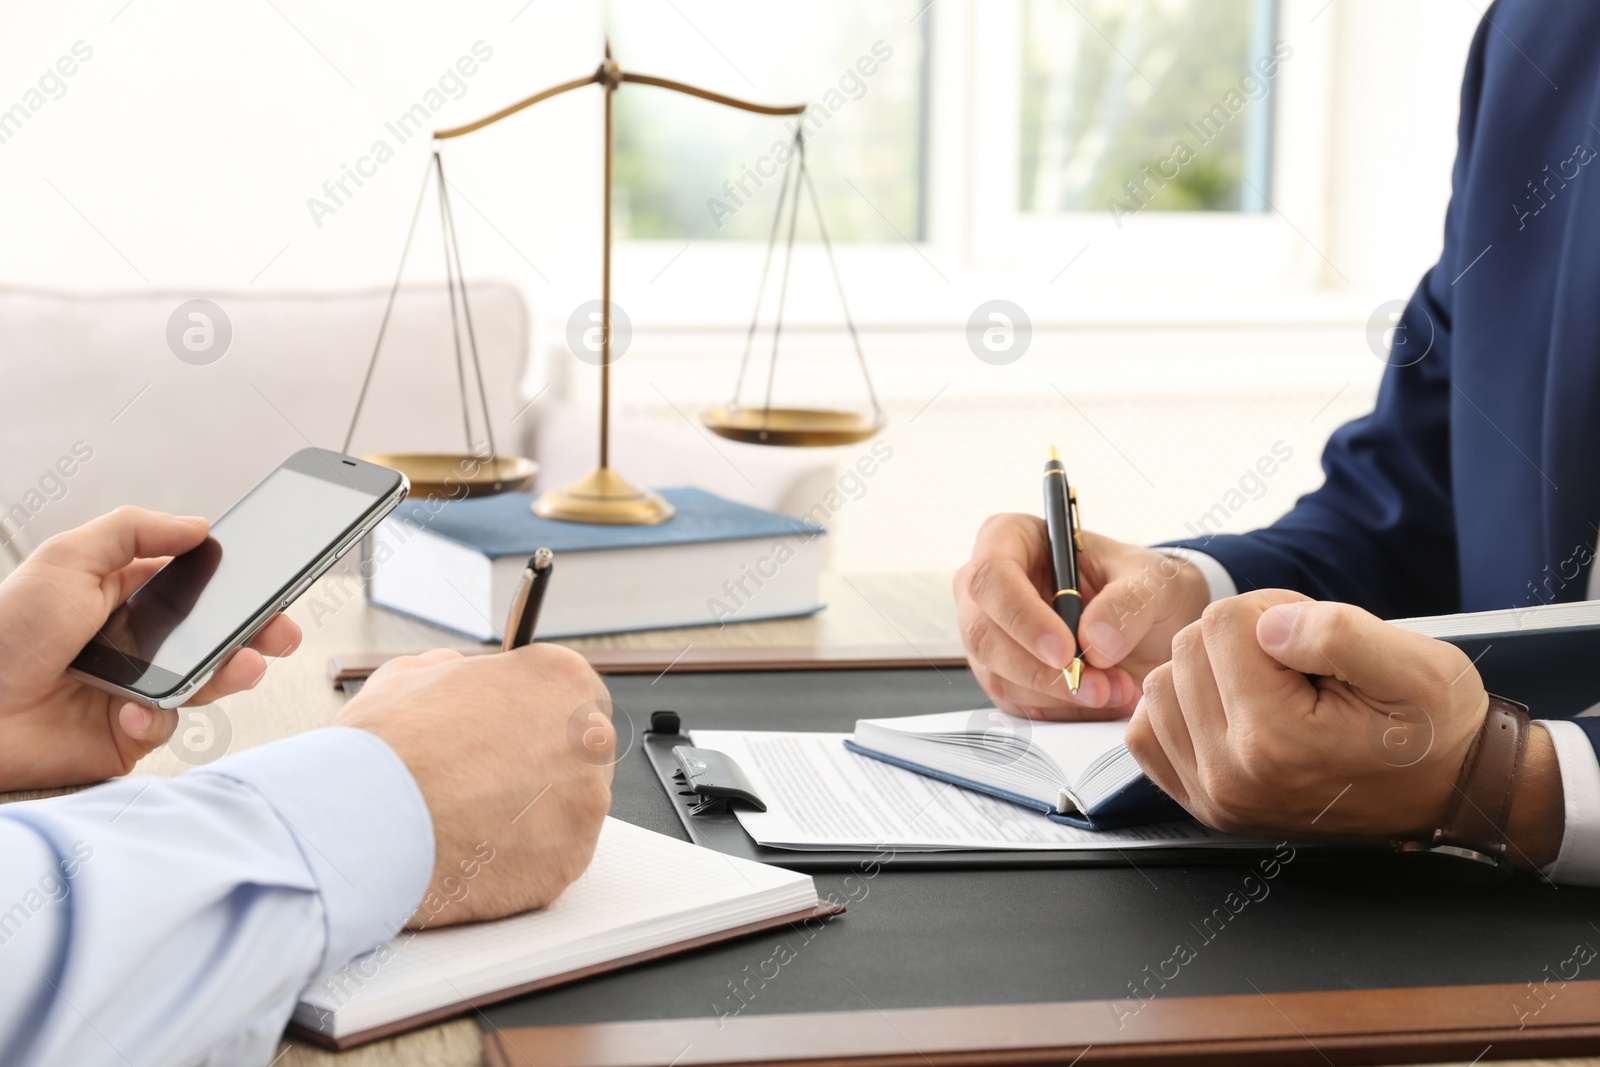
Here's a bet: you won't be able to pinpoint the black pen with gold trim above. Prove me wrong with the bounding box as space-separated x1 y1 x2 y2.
502 547 554 651
1043 447 1085 693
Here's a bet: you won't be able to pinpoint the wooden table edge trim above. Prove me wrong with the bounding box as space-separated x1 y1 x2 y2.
481 980 1600 1067
329 644 970 683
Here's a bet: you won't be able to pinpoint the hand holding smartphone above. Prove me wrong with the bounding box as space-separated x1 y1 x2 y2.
70 448 408 708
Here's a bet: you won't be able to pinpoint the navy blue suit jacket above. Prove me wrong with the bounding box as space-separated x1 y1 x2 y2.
1169 1 1600 752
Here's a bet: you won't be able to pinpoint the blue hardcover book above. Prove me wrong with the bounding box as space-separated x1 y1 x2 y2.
364 487 825 641
846 710 1186 830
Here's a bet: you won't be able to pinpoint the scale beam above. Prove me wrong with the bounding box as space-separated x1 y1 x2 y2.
432 71 601 140
425 46 807 524
616 72 806 117
432 66 805 142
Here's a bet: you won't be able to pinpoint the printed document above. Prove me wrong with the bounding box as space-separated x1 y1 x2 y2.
690 730 1238 851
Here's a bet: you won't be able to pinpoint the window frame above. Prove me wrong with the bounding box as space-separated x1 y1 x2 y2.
957 0 1334 291
611 0 1339 329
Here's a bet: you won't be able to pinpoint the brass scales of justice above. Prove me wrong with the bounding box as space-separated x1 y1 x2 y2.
344 43 886 525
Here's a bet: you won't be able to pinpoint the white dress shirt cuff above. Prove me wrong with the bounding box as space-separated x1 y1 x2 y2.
1157 547 1238 603
1535 719 1600 887
192 727 434 979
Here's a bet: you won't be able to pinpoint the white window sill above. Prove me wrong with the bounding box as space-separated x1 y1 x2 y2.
532 288 1394 403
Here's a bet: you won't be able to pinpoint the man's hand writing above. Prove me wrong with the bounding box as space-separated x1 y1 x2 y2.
955 514 1210 720
336 645 614 927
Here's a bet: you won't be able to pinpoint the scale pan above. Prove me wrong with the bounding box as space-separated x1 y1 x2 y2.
701 407 884 447
361 453 538 501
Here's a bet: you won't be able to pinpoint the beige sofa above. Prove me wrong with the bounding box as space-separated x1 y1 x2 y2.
0 283 836 571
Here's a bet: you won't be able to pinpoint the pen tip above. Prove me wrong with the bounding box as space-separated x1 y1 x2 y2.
1065 658 1083 694
1048 445 1060 462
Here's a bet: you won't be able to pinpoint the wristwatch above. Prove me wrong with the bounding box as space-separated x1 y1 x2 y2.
1395 696 1531 883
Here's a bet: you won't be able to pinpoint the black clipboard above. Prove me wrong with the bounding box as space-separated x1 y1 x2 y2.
641 711 1283 871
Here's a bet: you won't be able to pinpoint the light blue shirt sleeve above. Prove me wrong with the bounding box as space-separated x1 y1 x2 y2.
0 726 433 1067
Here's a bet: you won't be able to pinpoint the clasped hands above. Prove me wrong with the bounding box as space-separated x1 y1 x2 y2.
957 515 1561 860
1131 589 1487 842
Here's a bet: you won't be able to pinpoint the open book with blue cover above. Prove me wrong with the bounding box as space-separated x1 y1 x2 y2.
846 710 1184 830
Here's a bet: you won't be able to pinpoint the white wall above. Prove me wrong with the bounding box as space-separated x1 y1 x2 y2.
1323 1 1480 294
0 1 598 328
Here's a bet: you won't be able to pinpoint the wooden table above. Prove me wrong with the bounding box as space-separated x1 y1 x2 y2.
16 569 1599 1067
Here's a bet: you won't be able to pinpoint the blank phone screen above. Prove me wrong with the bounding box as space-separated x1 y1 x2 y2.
79 466 383 693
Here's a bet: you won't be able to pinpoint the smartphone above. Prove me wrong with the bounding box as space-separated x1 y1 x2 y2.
69 448 408 708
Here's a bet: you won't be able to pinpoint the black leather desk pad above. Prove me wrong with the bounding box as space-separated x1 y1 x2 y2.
481 666 1597 1031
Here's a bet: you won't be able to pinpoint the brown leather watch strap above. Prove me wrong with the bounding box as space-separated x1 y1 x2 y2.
1433 696 1531 857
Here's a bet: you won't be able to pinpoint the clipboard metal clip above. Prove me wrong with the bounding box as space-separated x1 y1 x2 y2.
667 742 768 816
671 746 768 814
646 711 769 816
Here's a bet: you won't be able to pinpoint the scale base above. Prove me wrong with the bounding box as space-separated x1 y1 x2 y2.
532 466 675 525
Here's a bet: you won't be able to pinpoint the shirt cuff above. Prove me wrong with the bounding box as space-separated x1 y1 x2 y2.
1535 719 1600 887
192 727 434 978
1157 547 1238 603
